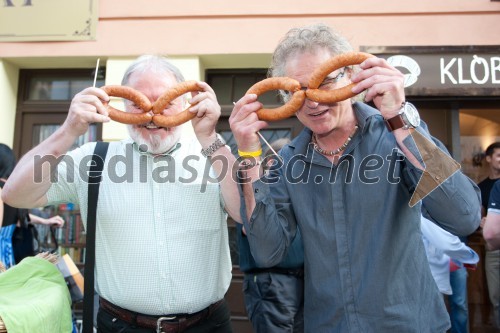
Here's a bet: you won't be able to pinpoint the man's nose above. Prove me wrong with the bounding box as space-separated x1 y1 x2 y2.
304 98 319 109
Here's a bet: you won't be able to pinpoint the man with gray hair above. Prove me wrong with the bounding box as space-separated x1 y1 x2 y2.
230 23 481 332
2 55 240 332
479 141 500 328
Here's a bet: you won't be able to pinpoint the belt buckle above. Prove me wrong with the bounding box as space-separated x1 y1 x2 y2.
156 316 177 333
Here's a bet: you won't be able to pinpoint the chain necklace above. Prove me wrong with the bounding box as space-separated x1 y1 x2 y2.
312 124 359 156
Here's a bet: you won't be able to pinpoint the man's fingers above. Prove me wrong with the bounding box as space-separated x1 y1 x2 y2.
196 81 216 96
231 96 262 123
362 81 403 103
79 109 110 123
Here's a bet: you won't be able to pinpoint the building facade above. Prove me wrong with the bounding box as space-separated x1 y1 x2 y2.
1 1 500 331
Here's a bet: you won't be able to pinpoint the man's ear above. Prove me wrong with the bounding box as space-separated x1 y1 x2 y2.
486 155 492 164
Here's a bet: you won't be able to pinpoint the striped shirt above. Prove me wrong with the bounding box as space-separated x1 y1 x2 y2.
47 137 231 315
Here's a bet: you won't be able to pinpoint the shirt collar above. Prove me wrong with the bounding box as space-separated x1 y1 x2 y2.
287 102 379 156
352 101 379 131
124 137 182 157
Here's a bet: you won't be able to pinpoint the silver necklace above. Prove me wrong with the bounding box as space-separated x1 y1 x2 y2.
312 125 359 156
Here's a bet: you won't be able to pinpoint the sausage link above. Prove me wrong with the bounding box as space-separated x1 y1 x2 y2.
308 52 374 89
246 77 303 121
247 77 301 95
152 81 201 114
305 83 357 104
152 107 197 128
257 90 306 121
101 85 153 125
107 109 153 125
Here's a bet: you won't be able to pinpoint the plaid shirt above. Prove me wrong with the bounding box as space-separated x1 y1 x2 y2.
47 137 231 315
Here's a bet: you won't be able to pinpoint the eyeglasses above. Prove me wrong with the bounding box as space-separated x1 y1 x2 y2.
317 68 346 89
282 67 348 101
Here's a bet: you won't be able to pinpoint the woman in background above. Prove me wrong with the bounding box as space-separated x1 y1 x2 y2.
0 143 18 268
0 143 64 268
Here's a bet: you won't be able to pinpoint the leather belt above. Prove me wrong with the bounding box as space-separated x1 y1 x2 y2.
99 297 224 333
247 267 304 278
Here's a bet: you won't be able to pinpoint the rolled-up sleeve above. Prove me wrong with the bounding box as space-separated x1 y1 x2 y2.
487 181 500 214
403 129 481 235
46 144 94 205
238 168 297 268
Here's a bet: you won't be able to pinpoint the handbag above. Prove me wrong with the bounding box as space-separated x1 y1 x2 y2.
12 210 59 264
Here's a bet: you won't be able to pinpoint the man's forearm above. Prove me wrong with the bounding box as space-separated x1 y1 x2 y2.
393 128 424 170
483 214 500 250
2 127 76 208
238 158 262 221
208 145 242 222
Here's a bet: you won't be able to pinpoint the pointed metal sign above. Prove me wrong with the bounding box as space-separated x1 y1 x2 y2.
408 128 461 207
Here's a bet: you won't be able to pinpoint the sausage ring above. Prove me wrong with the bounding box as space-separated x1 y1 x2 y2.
246 77 306 121
306 52 374 104
151 80 203 128
101 86 153 125
102 81 204 127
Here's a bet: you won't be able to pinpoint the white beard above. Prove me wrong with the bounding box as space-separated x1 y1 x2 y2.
127 125 181 154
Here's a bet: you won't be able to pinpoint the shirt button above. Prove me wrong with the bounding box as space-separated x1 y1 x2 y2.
254 189 259 193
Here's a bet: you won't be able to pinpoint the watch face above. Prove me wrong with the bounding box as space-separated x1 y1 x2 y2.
403 102 420 128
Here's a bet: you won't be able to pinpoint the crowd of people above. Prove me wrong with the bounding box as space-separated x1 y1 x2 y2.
0 22 499 333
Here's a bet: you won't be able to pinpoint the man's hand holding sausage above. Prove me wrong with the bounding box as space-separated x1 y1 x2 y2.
64 87 111 139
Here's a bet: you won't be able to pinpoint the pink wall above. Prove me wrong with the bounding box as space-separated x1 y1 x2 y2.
1 0 499 58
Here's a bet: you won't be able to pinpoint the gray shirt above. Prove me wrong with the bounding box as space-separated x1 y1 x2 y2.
241 102 481 332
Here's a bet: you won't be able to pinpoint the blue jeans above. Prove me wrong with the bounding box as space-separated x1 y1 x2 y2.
0 225 16 268
448 266 469 333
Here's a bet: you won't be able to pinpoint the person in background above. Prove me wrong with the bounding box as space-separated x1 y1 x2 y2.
0 143 18 268
478 142 500 329
2 55 240 333
236 137 304 333
28 211 65 228
447 241 473 333
478 142 500 218
485 182 500 250
483 180 500 329
0 143 64 268
12 209 65 264
420 215 479 333
229 23 481 332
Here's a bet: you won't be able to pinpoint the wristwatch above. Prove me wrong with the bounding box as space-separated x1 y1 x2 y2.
201 134 226 157
385 102 421 132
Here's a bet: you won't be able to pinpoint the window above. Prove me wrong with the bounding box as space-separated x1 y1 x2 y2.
206 68 304 266
14 68 104 158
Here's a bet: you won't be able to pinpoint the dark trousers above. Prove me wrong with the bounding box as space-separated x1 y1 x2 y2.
96 299 232 333
243 272 304 333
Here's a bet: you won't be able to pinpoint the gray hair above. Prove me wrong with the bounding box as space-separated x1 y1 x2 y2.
270 23 353 78
269 23 357 102
121 55 185 86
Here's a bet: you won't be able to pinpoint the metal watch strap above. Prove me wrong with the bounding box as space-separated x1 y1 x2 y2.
201 135 225 157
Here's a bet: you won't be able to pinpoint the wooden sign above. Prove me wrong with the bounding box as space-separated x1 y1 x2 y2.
0 0 98 41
